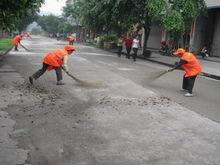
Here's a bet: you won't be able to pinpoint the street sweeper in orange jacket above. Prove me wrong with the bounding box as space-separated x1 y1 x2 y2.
12 34 23 51
29 45 75 85
66 34 75 45
168 48 202 97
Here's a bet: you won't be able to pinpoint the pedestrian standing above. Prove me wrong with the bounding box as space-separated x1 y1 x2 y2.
117 36 124 57
29 45 75 85
12 34 23 51
123 35 132 59
168 48 202 97
132 36 140 61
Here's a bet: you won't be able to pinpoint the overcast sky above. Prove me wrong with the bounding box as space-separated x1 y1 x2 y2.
40 0 66 16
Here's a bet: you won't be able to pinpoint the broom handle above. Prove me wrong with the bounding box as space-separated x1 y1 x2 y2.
19 43 30 51
61 67 81 82
2 46 13 56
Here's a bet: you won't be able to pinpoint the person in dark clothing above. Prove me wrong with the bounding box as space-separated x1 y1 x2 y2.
117 36 123 57
29 45 75 85
197 46 209 59
123 35 132 59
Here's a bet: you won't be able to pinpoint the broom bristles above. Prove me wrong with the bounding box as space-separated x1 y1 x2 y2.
65 70 105 88
142 70 168 85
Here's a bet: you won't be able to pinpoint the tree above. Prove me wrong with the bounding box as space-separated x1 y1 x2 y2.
62 0 206 53
73 0 167 53
0 0 44 31
62 3 84 40
37 15 62 34
16 10 39 32
78 0 133 34
31 27 44 35
63 4 81 27
161 0 206 47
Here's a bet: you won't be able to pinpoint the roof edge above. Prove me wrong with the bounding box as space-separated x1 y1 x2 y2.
207 4 220 9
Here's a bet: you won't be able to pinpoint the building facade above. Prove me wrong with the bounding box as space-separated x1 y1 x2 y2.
144 0 220 57
189 0 220 57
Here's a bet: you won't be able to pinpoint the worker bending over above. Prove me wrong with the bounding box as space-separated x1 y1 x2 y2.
12 34 23 51
168 48 202 97
29 45 75 85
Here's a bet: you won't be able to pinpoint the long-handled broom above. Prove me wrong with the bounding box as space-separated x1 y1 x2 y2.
62 67 105 88
1 46 14 56
19 43 31 51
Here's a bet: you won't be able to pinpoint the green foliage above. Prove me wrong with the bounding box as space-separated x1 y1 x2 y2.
37 15 62 33
98 34 118 48
37 14 76 37
162 10 184 33
62 0 206 50
63 0 135 34
62 5 80 26
16 10 38 32
0 38 13 51
0 0 44 31
31 27 44 35
58 22 74 34
148 0 167 19
167 0 206 32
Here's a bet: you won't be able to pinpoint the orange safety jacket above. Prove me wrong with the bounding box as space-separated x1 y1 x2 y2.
43 49 68 67
181 52 202 77
67 35 75 42
12 35 22 46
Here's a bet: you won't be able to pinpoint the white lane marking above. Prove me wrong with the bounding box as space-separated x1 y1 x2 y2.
117 68 134 71
10 51 35 54
74 56 90 62
97 60 114 66
76 52 116 57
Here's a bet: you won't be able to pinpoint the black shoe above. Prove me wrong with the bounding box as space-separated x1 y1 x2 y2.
29 76 33 84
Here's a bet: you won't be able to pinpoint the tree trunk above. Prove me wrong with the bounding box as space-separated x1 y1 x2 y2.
142 23 151 57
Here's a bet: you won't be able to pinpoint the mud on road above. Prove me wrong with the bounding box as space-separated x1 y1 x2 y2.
1 78 171 165
2 77 220 165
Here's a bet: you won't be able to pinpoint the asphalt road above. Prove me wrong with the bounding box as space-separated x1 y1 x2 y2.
1 35 220 165
76 43 220 123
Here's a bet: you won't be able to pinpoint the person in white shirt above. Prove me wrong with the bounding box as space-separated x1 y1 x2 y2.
132 36 140 61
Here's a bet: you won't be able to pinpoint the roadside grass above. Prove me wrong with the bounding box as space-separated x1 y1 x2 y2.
0 38 13 52
84 42 100 49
